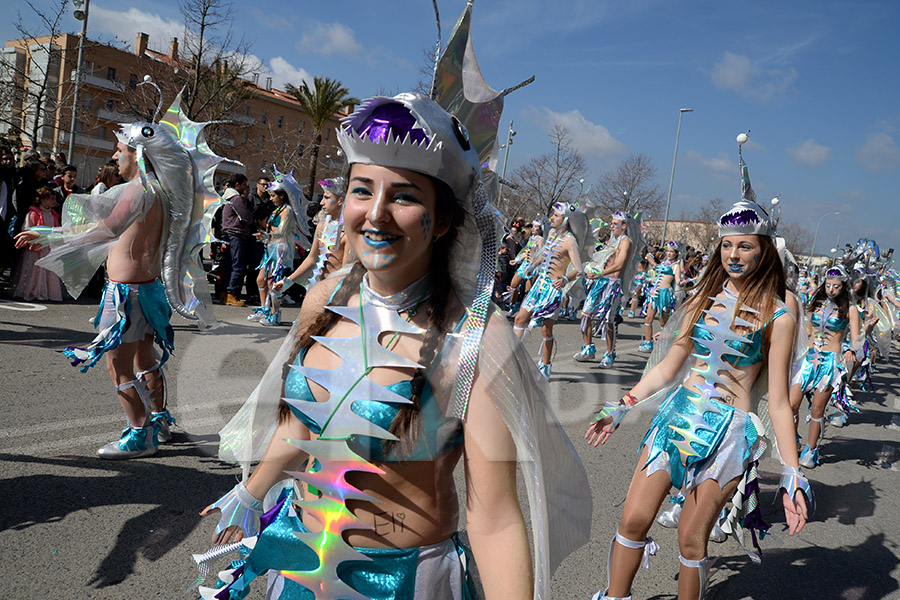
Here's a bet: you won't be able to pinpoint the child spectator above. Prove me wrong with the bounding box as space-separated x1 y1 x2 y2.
13 186 64 301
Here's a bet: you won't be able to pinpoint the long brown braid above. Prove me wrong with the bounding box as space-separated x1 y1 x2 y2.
278 175 466 461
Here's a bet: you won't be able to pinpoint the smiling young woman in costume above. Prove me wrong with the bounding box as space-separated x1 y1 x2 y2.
585 150 809 600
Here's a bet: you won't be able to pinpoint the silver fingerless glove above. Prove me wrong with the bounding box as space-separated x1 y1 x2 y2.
206 481 264 537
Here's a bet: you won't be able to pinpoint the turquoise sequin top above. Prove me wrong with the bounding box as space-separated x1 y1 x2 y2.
810 309 848 332
693 308 787 367
285 348 464 462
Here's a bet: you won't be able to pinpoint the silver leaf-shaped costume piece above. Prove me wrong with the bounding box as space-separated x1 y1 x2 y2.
277 302 424 599
154 92 241 326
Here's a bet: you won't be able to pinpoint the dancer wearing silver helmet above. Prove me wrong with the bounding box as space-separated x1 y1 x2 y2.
585 137 809 600
14 87 228 458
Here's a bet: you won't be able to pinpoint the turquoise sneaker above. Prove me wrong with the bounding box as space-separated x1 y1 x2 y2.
98 425 159 460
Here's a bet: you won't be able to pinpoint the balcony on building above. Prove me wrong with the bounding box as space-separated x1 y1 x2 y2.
59 130 115 152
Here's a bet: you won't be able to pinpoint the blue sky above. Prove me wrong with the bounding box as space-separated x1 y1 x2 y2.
8 0 900 258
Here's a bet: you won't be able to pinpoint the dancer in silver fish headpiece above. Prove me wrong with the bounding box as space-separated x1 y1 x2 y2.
585 133 810 600
788 261 862 467
576 210 642 367
273 176 349 295
194 3 590 600
247 167 309 326
14 80 232 459
512 201 587 378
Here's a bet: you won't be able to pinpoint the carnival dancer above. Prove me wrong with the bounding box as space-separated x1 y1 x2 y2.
273 177 348 296
847 269 881 394
14 85 227 458
513 203 586 378
638 241 683 353
575 211 640 367
248 169 308 326
788 264 861 468
505 220 544 315
627 260 649 318
585 138 809 600
193 9 591 598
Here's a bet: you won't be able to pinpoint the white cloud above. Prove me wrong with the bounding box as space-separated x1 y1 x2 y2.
710 51 798 102
266 57 313 89
788 139 832 168
856 132 900 173
686 150 735 177
236 53 312 91
527 106 625 158
89 5 182 52
295 20 364 60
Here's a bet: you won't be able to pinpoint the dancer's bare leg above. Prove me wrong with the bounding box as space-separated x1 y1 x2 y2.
607 445 672 598
676 477 740 599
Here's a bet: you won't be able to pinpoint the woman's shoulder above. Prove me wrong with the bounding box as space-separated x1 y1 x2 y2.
299 272 349 316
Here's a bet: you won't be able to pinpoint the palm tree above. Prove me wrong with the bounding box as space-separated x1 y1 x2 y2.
287 76 359 201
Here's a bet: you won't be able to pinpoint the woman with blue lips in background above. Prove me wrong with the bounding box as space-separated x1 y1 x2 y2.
789 264 861 468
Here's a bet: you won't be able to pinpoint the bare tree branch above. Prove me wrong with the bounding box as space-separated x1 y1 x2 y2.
510 125 586 218
593 153 665 218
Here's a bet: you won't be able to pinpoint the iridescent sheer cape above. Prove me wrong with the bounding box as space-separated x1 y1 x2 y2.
36 174 166 297
216 291 592 599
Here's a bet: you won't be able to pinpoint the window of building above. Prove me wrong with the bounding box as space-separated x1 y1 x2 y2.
324 128 330 141
298 144 304 155
105 98 115 111
298 121 304 133
258 135 264 149
129 73 137 89
106 67 116 81
82 93 92 110
280 141 286 154
241 131 248 145
243 106 250 116
261 111 267 124
277 115 283 129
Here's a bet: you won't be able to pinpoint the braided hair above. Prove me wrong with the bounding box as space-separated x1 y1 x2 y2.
278 174 466 460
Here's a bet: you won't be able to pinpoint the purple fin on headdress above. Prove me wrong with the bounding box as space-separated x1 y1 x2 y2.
357 103 429 146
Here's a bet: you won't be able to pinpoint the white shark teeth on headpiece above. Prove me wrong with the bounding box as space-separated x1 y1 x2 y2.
337 125 444 184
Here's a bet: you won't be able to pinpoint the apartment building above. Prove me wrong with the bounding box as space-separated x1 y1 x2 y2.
1 32 347 191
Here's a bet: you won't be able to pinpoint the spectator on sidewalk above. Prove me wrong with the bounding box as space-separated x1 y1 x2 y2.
52 164 83 207
220 173 254 306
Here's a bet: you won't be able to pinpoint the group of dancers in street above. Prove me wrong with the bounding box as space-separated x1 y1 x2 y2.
12 4 900 599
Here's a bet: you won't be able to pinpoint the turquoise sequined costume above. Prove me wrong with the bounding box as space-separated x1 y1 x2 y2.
63 279 174 371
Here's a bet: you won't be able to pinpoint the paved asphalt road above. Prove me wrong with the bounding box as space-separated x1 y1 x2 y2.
2 297 900 599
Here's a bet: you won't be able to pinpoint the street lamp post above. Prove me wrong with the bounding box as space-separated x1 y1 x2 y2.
809 211 839 262
67 0 90 167
661 108 692 245
497 120 516 208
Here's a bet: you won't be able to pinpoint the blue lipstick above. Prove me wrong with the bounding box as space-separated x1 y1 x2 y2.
362 230 401 248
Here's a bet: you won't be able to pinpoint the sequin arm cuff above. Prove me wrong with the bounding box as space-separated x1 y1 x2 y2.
779 466 813 504
592 401 630 430
206 482 264 537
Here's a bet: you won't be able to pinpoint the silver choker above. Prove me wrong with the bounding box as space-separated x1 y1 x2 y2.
361 273 433 313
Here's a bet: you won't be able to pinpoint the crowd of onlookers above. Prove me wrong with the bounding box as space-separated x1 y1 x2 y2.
211 172 310 307
0 148 310 307
0 148 124 301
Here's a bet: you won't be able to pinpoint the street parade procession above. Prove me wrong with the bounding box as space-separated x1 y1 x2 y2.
2 1 900 599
